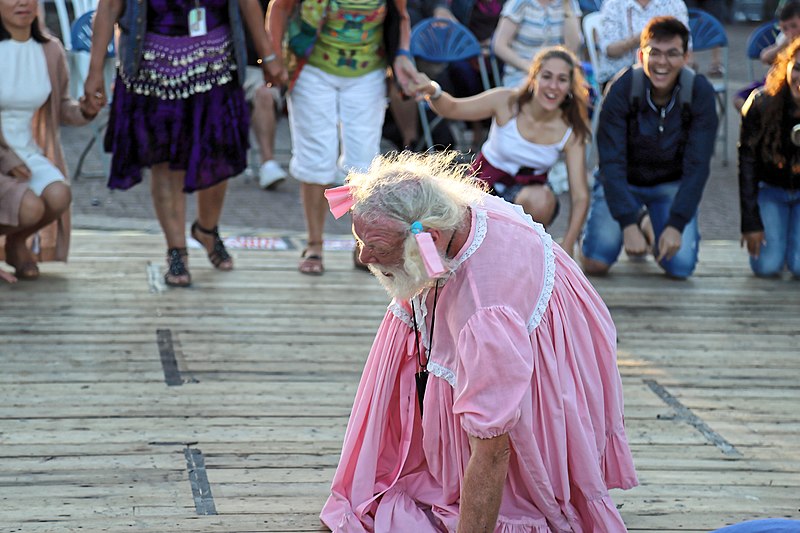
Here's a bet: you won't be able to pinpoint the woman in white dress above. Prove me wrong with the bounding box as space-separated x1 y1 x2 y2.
0 0 96 279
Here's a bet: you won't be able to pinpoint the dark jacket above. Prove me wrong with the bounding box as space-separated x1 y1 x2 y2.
597 67 718 231
738 88 800 233
117 0 248 86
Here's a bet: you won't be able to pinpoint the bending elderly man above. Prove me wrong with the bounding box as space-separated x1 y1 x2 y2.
321 152 638 532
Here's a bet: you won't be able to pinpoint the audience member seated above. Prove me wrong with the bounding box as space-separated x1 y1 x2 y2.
738 38 800 278
733 1 800 112
581 16 717 279
414 46 591 257
596 0 688 87
243 0 287 190
493 0 582 88
685 0 726 77
0 0 96 280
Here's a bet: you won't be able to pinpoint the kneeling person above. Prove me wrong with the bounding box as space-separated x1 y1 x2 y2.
581 16 718 279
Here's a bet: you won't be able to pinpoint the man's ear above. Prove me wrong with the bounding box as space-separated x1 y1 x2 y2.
427 228 444 247
637 48 644 65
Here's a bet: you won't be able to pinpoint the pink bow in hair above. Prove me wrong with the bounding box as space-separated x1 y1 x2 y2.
410 221 446 278
324 185 355 219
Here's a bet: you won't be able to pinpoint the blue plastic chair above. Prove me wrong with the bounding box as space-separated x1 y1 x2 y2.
410 18 495 149
746 21 779 79
578 0 602 14
687 8 729 166
70 10 115 180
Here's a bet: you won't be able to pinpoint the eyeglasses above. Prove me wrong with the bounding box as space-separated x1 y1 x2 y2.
643 47 685 62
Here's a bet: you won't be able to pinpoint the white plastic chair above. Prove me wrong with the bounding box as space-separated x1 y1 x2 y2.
582 12 602 166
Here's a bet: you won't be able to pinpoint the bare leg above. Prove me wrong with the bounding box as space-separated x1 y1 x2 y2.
389 82 419 148
298 181 327 274
193 180 233 270
3 190 46 278
514 185 558 227
150 163 190 285
252 85 277 163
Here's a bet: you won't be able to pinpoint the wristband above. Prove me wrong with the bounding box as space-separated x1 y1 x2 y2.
396 49 413 59
257 53 277 65
428 81 443 101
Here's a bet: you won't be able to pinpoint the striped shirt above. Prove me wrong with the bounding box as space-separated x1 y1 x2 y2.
500 0 579 87
597 0 689 83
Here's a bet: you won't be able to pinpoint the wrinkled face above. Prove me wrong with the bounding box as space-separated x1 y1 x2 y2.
787 51 800 103
0 0 37 34
352 215 434 301
533 58 572 110
780 16 800 40
641 35 688 96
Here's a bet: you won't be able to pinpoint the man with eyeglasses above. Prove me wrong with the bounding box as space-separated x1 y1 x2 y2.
581 16 718 279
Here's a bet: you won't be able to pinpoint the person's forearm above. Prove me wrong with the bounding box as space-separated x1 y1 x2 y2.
493 43 530 72
458 435 509 533
239 0 275 59
606 35 638 58
89 0 123 74
563 193 589 249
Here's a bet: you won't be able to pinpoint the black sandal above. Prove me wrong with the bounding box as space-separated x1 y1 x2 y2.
191 221 233 271
165 247 191 287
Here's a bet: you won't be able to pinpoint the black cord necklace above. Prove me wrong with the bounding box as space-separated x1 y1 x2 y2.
409 228 457 416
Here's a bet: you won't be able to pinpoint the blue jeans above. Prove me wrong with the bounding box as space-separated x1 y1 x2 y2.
582 181 700 278
750 183 800 277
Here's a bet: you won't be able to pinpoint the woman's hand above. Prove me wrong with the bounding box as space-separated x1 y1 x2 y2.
78 95 99 120
261 56 288 87
9 164 31 181
741 231 765 258
409 73 435 101
82 71 107 116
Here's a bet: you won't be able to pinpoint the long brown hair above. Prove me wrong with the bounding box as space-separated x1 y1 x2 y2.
514 46 591 143
754 36 800 166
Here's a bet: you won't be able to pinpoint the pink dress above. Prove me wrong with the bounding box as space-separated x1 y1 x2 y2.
321 195 638 532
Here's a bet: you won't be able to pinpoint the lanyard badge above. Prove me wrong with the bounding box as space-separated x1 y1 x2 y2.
188 1 207 37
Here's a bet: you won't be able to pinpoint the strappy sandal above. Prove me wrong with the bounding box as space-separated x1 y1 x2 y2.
191 221 233 271
165 247 191 287
299 241 324 275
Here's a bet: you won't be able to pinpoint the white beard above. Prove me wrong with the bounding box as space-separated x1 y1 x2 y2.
368 264 434 301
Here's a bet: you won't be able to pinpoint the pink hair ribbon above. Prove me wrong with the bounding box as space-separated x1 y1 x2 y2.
410 221 446 278
324 185 355 219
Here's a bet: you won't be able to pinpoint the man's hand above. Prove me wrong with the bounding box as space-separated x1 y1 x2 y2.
623 224 649 257
741 231 765 258
9 164 31 180
392 54 421 97
656 226 682 263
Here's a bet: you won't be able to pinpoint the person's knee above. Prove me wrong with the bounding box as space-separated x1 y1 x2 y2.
253 85 276 113
17 191 45 227
661 255 697 279
41 182 71 215
516 186 556 225
751 255 784 278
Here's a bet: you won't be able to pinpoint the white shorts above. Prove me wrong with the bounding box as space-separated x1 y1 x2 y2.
287 65 387 185
24 152 64 196
243 66 285 112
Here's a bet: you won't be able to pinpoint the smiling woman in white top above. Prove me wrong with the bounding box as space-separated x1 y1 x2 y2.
0 0 96 279
412 46 591 257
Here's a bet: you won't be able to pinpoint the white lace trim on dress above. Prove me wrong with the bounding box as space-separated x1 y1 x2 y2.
389 301 414 330
508 204 555 333
427 360 456 387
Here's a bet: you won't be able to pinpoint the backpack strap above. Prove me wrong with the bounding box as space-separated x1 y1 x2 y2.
677 67 695 129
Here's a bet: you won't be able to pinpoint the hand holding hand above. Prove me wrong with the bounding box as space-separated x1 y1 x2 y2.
393 54 421 97
9 164 31 180
656 226 682 263
741 231 765 258
262 57 288 87
623 224 649 257
408 73 436 101
82 71 107 116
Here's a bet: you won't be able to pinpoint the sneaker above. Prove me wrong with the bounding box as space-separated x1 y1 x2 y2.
258 160 287 190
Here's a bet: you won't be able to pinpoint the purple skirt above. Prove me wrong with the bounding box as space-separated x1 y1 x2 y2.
104 42 249 192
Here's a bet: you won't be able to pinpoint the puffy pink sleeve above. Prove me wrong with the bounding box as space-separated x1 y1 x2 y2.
452 306 533 439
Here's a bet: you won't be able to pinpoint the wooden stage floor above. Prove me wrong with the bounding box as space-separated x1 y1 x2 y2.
1 230 798 532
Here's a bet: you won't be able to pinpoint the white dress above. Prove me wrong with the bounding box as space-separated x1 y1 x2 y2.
0 38 63 196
